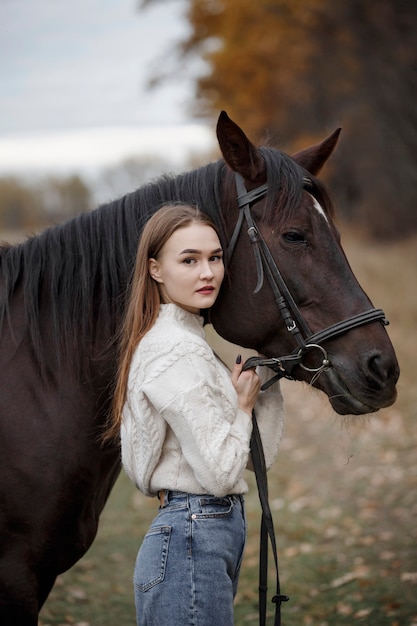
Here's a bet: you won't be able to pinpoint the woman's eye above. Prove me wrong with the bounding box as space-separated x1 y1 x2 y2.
210 255 223 262
183 257 196 264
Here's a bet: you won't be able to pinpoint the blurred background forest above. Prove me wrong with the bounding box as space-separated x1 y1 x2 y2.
1 0 416 240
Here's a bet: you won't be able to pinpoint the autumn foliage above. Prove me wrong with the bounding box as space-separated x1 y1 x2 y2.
147 0 417 239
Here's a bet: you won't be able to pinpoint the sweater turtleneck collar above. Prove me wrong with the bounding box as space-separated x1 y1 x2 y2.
158 303 205 338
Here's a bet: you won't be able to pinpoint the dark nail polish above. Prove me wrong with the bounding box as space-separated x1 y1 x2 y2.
236 354 242 364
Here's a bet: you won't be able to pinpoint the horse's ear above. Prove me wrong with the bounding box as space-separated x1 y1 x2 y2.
292 128 342 175
216 111 266 182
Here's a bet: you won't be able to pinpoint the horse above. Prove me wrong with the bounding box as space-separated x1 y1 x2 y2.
0 111 399 624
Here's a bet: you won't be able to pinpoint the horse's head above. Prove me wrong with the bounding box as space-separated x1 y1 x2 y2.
210 111 399 415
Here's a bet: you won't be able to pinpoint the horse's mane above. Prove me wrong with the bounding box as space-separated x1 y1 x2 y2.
0 160 226 371
0 147 322 372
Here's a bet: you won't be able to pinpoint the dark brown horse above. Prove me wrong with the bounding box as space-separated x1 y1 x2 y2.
0 112 398 624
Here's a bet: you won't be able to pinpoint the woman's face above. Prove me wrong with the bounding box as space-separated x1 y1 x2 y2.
149 223 224 314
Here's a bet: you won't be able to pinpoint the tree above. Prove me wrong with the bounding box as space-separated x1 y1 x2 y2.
94 155 178 206
0 174 92 234
141 0 417 239
41 175 92 222
0 177 44 232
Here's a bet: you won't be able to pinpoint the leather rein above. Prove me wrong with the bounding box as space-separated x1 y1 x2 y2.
228 172 389 626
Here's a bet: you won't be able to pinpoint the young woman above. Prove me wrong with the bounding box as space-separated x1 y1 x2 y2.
109 203 284 626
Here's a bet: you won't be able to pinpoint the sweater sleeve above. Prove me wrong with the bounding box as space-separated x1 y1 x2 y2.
142 342 253 496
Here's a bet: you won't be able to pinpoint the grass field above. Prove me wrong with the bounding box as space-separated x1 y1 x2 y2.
38 231 417 626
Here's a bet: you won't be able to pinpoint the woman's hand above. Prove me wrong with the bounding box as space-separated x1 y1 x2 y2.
231 355 261 417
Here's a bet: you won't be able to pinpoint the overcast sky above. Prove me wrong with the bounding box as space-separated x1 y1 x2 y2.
0 0 215 174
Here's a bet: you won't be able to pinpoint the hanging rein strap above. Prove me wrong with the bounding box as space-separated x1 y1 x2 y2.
248 405 289 626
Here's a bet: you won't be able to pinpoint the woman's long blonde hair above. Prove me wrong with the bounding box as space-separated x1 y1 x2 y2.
105 203 219 442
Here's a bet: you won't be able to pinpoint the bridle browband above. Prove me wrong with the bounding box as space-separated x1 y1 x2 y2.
229 172 388 386
229 172 389 625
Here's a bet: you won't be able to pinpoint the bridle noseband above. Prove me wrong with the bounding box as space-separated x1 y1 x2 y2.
228 173 388 386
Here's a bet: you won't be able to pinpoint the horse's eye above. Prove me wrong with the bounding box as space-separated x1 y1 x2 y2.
283 231 305 243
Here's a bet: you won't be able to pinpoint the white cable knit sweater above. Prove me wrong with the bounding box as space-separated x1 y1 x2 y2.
121 304 284 498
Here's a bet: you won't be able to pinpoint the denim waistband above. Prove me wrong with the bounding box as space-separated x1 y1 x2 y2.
158 489 244 508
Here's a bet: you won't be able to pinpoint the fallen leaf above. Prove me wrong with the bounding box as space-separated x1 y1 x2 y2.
401 572 417 584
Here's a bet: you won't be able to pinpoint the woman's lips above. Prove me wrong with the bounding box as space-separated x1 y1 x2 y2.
197 286 215 294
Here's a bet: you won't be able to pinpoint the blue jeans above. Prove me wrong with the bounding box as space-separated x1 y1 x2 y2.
133 491 247 626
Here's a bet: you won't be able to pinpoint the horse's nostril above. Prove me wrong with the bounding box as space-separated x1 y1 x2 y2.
368 352 385 379
366 350 399 387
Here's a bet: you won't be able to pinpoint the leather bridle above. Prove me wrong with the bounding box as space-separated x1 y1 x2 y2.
229 173 389 387
230 172 389 624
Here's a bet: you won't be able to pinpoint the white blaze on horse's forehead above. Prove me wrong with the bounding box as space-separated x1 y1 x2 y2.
307 192 328 223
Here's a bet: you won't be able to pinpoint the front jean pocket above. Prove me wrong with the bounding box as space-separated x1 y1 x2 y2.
193 496 234 519
134 525 171 592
